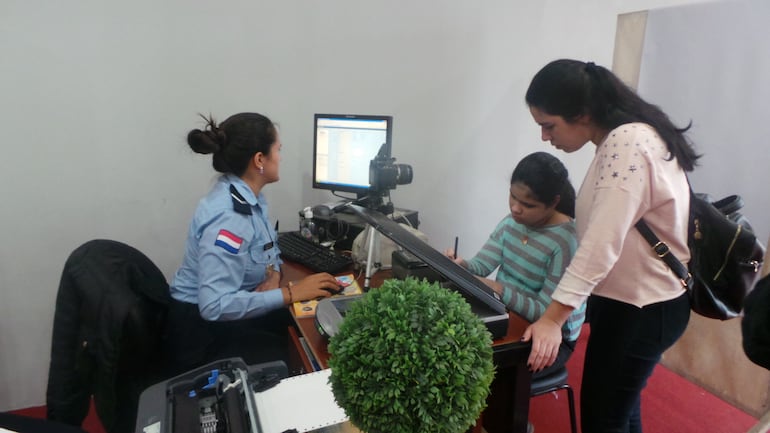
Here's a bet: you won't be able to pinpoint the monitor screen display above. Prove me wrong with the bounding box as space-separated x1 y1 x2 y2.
312 114 392 196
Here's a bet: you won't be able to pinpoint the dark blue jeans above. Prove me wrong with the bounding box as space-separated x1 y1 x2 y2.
581 293 690 433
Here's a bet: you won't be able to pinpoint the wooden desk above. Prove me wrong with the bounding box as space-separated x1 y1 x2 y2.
281 261 532 433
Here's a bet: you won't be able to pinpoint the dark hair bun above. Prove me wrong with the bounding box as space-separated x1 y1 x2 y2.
187 127 226 155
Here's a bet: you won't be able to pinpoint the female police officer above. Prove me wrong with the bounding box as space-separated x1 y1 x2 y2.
166 112 339 375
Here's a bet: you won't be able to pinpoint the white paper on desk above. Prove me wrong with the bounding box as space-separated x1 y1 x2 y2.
253 368 348 433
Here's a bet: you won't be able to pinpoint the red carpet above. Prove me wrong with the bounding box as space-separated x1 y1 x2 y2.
10 325 761 433
529 324 759 433
9 403 105 433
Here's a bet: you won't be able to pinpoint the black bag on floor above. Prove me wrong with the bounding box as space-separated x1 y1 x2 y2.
637 192 765 320
743 274 770 369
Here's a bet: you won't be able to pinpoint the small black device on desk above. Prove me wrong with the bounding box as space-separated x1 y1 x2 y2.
391 249 443 282
310 206 419 251
277 231 353 274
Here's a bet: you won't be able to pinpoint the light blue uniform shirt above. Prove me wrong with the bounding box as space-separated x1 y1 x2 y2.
171 174 284 321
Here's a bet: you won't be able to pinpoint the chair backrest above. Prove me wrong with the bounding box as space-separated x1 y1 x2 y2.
530 367 569 396
47 239 170 433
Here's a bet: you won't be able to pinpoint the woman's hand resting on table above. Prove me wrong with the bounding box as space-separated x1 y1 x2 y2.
521 301 573 372
521 317 562 372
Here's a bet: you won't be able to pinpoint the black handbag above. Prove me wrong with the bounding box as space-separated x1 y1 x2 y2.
636 191 765 320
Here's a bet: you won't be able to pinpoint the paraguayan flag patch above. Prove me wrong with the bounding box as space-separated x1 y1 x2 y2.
215 229 243 254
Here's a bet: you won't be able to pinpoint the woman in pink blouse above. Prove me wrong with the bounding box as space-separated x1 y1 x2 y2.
523 59 700 433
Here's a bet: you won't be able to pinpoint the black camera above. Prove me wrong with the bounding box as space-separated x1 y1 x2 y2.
369 153 413 192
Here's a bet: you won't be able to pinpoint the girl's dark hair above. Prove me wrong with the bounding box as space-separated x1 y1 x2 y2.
187 112 277 176
511 152 575 218
525 59 700 171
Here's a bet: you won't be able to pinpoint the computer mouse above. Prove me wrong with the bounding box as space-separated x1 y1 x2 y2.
312 204 332 217
323 285 345 295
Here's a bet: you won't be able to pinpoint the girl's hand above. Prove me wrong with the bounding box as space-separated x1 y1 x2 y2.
442 248 465 266
477 277 503 297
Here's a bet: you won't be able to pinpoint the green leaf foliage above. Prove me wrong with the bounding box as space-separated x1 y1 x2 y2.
328 278 495 433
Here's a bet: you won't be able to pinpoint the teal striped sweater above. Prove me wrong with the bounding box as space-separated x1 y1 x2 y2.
465 215 585 342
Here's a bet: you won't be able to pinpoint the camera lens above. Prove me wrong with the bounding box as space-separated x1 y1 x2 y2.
390 164 413 185
371 163 413 190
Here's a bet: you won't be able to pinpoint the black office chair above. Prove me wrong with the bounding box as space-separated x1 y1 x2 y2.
530 366 577 433
46 239 171 433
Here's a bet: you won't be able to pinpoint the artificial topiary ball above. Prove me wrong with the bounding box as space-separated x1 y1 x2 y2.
328 278 495 433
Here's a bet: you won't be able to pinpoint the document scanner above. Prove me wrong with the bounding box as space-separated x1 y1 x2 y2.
335 205 510 339
135 357 287 433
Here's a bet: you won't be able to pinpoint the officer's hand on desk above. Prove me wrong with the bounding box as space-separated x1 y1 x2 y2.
254 266 281 292
283 272 340 305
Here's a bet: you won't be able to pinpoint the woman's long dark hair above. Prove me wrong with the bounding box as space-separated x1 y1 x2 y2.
525 59 700 171
511 151 576 218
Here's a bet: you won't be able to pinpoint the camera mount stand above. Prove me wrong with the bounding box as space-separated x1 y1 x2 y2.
363 225 381 290
356 190 392 290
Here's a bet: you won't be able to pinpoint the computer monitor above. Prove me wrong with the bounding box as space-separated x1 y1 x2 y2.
312 113 393 197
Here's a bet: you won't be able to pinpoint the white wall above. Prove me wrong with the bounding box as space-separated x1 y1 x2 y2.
0 0 710 410
637 0 770 245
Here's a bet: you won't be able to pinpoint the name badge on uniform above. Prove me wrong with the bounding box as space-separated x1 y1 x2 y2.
263 241 274 251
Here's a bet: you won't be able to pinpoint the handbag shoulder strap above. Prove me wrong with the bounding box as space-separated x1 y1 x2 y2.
635 174 693 288
635 220 691 288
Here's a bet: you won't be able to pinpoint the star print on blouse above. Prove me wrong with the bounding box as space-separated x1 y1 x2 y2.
593 123 661 188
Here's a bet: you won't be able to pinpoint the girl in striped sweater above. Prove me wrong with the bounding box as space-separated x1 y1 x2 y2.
445 151 586 379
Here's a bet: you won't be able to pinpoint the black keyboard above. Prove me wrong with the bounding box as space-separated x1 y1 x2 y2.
277 231 353 274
